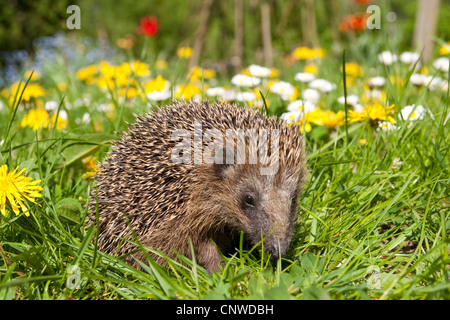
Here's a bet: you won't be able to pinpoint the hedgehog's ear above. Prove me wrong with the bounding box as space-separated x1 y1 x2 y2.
212 145 235 179
214 162 233 178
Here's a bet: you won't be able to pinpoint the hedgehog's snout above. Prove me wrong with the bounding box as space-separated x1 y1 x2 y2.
265 236 290 260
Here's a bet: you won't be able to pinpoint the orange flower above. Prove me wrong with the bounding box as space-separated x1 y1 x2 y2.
340 14 367 33
117 34 135 50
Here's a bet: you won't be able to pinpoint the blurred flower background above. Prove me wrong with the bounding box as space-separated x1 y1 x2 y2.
0 0 448 133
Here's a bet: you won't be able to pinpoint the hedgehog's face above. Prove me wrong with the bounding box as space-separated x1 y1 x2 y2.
218 164 303 260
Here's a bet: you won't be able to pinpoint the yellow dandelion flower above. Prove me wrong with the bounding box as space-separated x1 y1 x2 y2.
9 83 45 103
296 118 312 133
348 103 396 124
82 157 99 179
145 75 170 93
308 109 345 128
342 62 363 78
0 164 43 217
284 115 312 133
20 108 67 131
323 111 345 128
177 47 193 59
241 68 251 77
176 83 201 100
188 66 216 81
418 66 428 75
439 42 450 55
129 60 151 77
293 47 314 60
20 108 49 131
113 71 133 88
293 47 325 60
98 61 116 78
314 48 326 59
114 63 132 79
118 87 139 99
251 89 263 100
266 80 276 91
76 65 97 82
269 68 280 78
47 112 68 130
95 75 115 90
304 64 318 75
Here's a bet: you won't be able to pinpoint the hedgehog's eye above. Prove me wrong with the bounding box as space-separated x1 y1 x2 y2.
243 194 256 207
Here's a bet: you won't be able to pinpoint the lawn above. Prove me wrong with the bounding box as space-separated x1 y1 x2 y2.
0 2 449 300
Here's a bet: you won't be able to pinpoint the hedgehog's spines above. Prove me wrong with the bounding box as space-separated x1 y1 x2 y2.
89 100 306 271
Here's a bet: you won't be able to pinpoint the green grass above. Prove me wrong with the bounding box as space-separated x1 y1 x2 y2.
0 48 449 300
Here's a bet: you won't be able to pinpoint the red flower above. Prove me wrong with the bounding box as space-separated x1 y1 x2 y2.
136 16 158 37
354 0 372 4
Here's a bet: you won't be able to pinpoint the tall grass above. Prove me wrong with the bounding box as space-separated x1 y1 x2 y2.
0 48 449 300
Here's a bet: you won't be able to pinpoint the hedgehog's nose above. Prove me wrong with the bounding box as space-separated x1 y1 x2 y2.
267 240 289 260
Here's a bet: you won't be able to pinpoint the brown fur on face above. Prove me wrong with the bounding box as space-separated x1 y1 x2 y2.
88 100 307 273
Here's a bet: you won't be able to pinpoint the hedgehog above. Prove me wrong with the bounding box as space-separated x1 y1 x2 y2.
88 100 307 272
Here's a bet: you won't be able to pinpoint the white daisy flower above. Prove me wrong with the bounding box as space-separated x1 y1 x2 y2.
82 112 91 123
287 100 315 113
363 89 384 101
367 76 386 88
248 64 272 78
221 89 237 101
423 76 446 91
399 52 420 65
378 51 398 65
302 101 316 113
58 110 68 121
236 91 257 102
270 81 296 100
294 72 316 83
147 89 171 101
337 94 359 106
280 110 302 124
44 100 59 112
400 104 426 121
433 57 449 73
231 74 261 87
308 79 336 93
205 87 225 97
302 88 320 104
287 100 304 112
409 73 427 87
377 121 397 131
